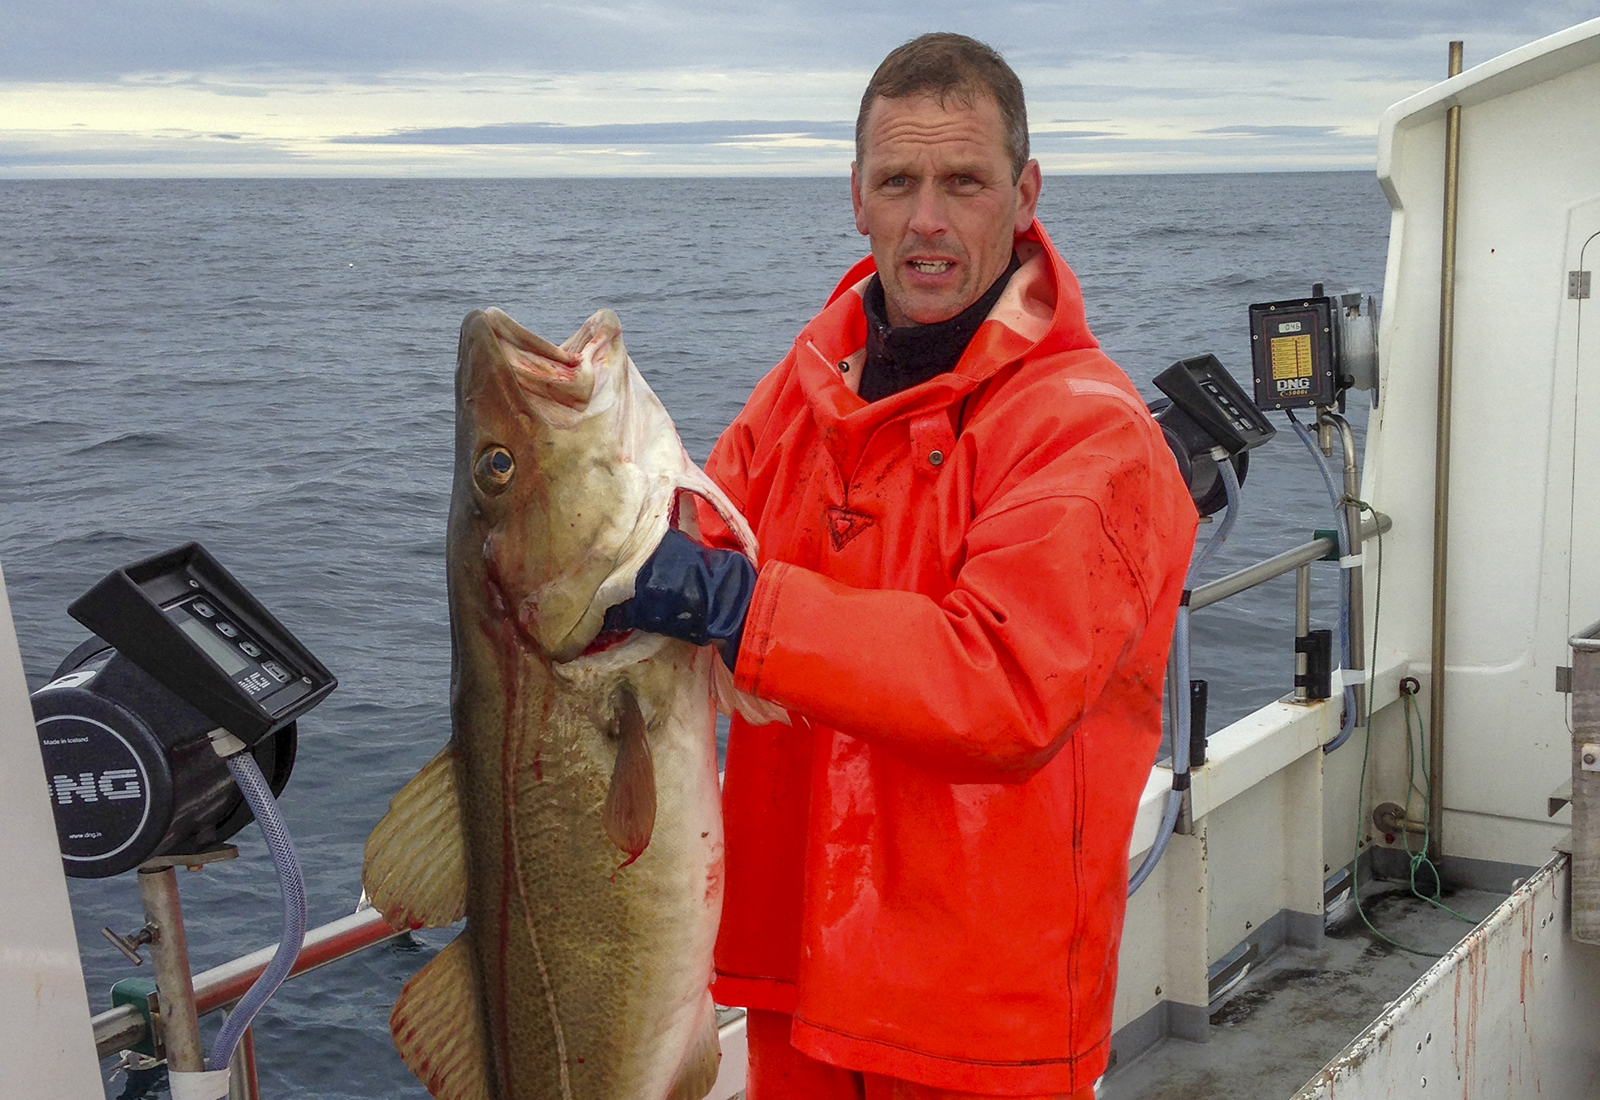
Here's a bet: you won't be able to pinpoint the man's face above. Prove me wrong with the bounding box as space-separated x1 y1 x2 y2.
851 91 1041 328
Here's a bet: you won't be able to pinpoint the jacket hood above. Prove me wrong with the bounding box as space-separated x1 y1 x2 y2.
793 220 1101 436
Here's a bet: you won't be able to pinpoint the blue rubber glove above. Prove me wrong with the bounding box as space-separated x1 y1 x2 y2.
602 529 756 670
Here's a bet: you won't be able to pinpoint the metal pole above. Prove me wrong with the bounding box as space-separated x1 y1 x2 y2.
1325 411 1367 727
1429 40 1465 861
1294 563 1312 703
229 1025 261 1100
94 905 405 1059
138 867 206 1073
1188 512 1391 611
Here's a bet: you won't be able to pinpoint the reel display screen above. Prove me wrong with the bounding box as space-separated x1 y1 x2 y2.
164 596 311 712
69 543 335 747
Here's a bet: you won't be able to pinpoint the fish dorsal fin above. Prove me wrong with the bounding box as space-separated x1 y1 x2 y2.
363 746 468 928
667 1010 722 1100
390 931 492 1100
602 686 656 863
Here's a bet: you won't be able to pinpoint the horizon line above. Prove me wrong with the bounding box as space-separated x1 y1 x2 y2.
0 165 1379 181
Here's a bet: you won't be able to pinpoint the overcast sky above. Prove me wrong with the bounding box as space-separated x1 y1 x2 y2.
2 2 1594 176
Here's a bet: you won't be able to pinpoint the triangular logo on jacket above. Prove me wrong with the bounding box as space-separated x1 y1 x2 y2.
824 506 874 551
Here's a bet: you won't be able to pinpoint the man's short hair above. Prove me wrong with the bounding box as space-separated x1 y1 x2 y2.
855 33 1030 182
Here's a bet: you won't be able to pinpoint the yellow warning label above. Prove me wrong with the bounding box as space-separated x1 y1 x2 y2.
1270 334 1313 381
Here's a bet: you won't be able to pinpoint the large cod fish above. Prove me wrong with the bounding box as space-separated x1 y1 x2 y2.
362 307 769 1100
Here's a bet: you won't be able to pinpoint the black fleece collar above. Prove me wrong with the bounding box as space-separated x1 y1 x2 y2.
859 252 1021 402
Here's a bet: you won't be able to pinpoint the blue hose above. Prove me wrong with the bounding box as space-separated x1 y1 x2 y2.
1285 411 1360 753
1129 457 1240 896
209 750 307 1071
1128 789 1183 896
1190 451 1242 576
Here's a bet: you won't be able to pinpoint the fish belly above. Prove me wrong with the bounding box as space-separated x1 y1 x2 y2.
456 641 723 1100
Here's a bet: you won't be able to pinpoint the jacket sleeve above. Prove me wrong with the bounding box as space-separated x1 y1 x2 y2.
733 411 1190 784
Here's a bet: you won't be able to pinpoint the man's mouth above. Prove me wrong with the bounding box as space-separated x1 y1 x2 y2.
908 259 954 274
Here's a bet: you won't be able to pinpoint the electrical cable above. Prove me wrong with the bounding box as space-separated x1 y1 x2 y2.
1128 604 1190 896
1398 691 1477 924
1190 451 1242 576
209 750 308 1072
1285 410 1360 753
1129 458 1240 896
1342 519 1442 956
1343 513 1474 955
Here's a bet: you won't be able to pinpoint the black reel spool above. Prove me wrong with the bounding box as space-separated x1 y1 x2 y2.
1152 403 1250 517
31 639 296 878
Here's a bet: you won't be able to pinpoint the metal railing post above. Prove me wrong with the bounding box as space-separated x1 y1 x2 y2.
94 905 405 1059
1429 39 1466 862
229 1024 261 1100
1325 411 1367 727
1294 563 1312 703
137 867 206 1074
1189 513 1391 611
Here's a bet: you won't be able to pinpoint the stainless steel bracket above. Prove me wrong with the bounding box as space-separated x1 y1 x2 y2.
1567 620 1600 941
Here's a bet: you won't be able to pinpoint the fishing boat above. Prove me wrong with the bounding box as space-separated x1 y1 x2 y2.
5 14 1600 1099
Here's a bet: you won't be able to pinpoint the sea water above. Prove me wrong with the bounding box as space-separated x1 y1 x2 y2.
0 174 1388 1098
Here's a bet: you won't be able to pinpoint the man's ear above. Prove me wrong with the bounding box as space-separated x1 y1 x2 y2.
1014 159 1042 234
851 161 869 236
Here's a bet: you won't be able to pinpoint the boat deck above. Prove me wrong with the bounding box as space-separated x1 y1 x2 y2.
1100 877 1513 1099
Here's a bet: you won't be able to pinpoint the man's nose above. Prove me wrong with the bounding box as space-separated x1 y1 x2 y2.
906 181 949 239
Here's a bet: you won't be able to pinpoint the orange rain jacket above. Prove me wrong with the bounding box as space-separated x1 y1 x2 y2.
694 221 1198 1095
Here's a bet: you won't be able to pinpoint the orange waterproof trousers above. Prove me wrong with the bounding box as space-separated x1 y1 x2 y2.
746 1011 1098 1100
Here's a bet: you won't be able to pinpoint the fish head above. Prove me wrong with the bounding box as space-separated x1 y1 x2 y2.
450 307 662 662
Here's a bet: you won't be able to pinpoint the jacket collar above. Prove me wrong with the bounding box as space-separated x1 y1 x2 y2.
793 220 1097 444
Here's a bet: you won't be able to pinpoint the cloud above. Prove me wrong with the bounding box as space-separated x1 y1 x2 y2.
1199 124 1347 138
0 131 303 170
1 3 1592 175
335 120 856 145
1 0 1589 82
1030 127 1121 139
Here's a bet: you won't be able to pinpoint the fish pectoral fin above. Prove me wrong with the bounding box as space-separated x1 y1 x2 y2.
712 657 791 726
390 931 492 1100
602 685 657 861
363 745 469 929
667 1012 723 1100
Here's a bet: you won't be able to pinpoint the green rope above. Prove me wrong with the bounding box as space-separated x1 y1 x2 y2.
1400 693 1478 925
1345 516 1447 957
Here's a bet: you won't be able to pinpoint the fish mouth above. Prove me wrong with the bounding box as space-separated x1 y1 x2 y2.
576 627 636 659
551 627 672 684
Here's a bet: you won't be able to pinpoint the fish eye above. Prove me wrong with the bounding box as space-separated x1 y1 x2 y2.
474 444 515 493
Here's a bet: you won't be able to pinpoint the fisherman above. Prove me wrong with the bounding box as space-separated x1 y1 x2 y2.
604 32 1198 1100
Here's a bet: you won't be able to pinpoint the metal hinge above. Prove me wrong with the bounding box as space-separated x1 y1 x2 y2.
1558 665 1573 693
1572 270 1593 300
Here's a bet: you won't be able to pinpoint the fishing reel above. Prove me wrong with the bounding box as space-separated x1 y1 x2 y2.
1148 354 1275 517
30 543 334 877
